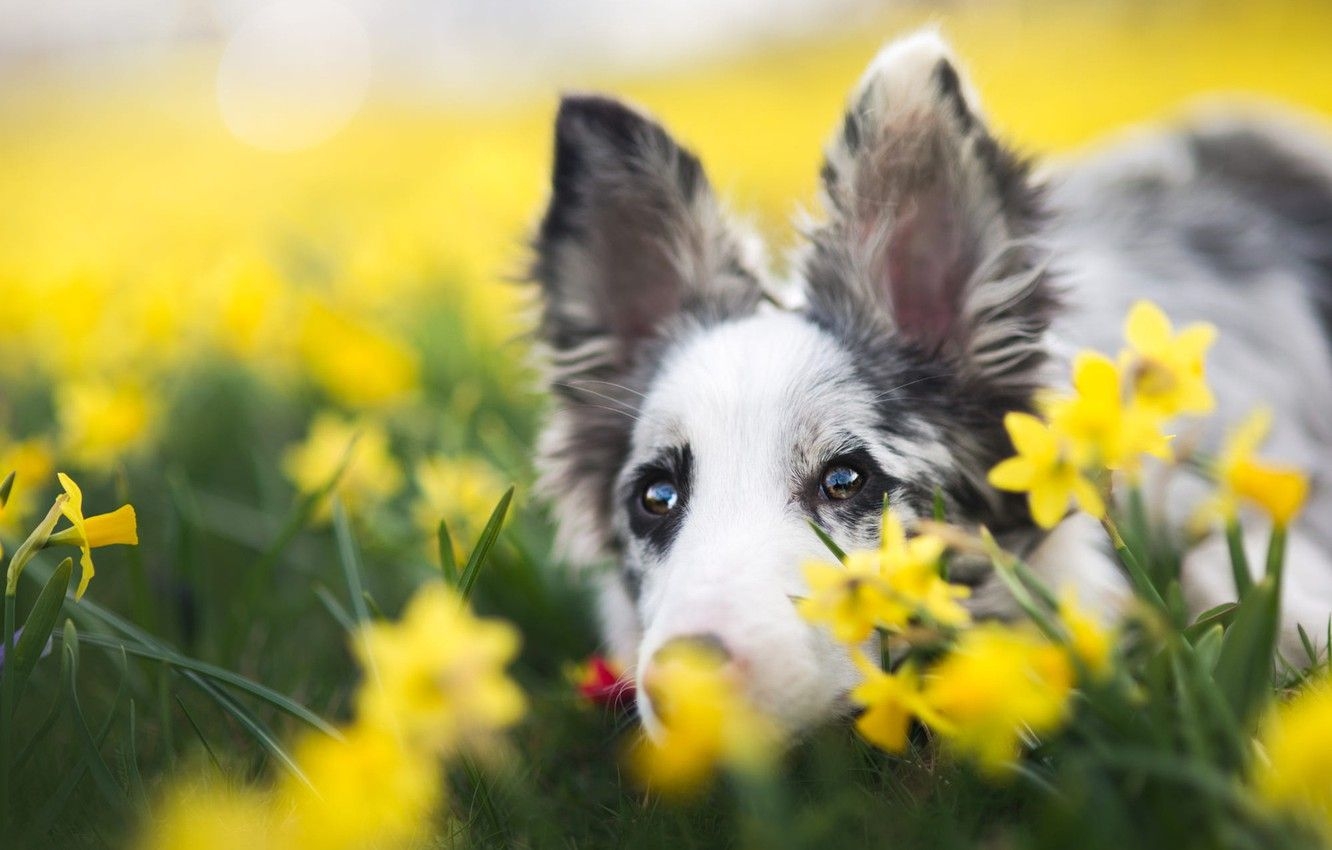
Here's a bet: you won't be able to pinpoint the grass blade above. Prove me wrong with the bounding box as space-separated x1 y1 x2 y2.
72 630 340 739
126 700 148 811
61 621 130 813
438 518 459 584
807 520 846 563
332 499 369 624
314 584 355 632
186 673 315 790
10 557 73 698
175 695 224 775
459 487 515 601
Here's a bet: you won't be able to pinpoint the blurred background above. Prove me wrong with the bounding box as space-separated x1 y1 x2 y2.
1 1 1331 845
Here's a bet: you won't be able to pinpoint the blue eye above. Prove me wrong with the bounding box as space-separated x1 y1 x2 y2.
642 480 679 516
821 464 864 500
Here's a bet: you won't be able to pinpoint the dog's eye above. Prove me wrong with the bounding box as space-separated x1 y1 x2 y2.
821 464 864 500
641 480 680 516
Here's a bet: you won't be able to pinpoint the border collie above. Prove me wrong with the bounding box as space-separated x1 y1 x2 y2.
528 30 1332 735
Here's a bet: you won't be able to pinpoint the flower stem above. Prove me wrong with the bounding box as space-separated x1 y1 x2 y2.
1101 515 1167 612
1225 520 1252 599
1 590 16 832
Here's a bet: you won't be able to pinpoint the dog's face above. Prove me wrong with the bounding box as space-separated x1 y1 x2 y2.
532 32 1057 735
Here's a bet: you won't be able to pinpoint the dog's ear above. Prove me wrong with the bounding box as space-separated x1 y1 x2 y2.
805 30 1055 387
532 95 762 563
534 94 763 374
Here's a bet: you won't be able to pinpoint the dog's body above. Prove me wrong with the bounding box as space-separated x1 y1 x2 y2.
529 31 1332 735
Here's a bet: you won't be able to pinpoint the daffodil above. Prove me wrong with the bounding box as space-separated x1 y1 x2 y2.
55 380 157 471
988 411 1106 529
632 642 777 795
796 555 897 644
354 582 525 752
798 511 967 642
922 623 1075 773
1197 408 1309 528
281 413 405 523
412 455 508 561
278 724 442 850
297 299 421 409
1253 676 1332 838
849 651 944 752
1042 352 1172 474
0 438 54 536
1121 300 1216 417
139 777 277 850
879 510 969 628
48 472 139 599
1057 588 1113 678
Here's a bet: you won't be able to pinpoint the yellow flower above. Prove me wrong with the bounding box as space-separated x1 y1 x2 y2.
797 511 966 642
354 582 525 752
988 411 1106 529
297 300 420 409
0 437 55 536
849 651 942 753
55 379 157 471
1200 408 1309 528
1042 352 1172 474
281 413 404 523
796 555 897 644
922 623 1075 773
138 777 277 850
1121 300 1217 417
1057 588 1113 679
51 472 139 599
278 724 441 850
1253 676 1332 837
412 455 508 560
632 642 777 795
879 510 969 628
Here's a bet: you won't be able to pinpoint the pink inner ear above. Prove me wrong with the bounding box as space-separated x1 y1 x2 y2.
878 184 969 352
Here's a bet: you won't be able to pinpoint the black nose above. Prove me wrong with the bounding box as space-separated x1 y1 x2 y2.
656 632 732 663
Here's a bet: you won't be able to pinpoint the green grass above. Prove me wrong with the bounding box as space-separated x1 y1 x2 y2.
0 285 1326 850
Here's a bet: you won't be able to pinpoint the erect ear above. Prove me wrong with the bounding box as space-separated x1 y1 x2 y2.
804 30 1055 387
533 94 763 378
531 95 763 564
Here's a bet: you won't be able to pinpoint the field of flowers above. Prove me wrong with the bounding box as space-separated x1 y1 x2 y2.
3 2 1332 848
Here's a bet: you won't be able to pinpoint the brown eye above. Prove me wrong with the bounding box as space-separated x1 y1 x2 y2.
642 480 680 516
821 464 864 500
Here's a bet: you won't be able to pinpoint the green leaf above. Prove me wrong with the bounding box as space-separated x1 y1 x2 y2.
72 630 339 739
807 521 846 563
62 620 131 813
175 695 223 776
332 499 370 624
1213 577 1280 725
186 674 315 790
1192 624 1226 673
125 700 148 811
1225 520 1252 599
437 518 459 585
313 584 355 632
1184 603 1238 643
10 557 73 698
459 486 515 601
0 470 14 509
1297 623 1320 669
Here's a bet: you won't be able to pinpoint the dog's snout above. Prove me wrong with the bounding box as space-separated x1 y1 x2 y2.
656 632 731 663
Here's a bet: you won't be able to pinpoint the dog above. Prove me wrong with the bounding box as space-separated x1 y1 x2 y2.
528 30 1332 736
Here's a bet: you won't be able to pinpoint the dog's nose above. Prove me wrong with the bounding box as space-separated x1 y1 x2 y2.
638 632 739 739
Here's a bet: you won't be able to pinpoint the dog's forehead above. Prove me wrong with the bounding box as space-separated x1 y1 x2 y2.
634 311 875 456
